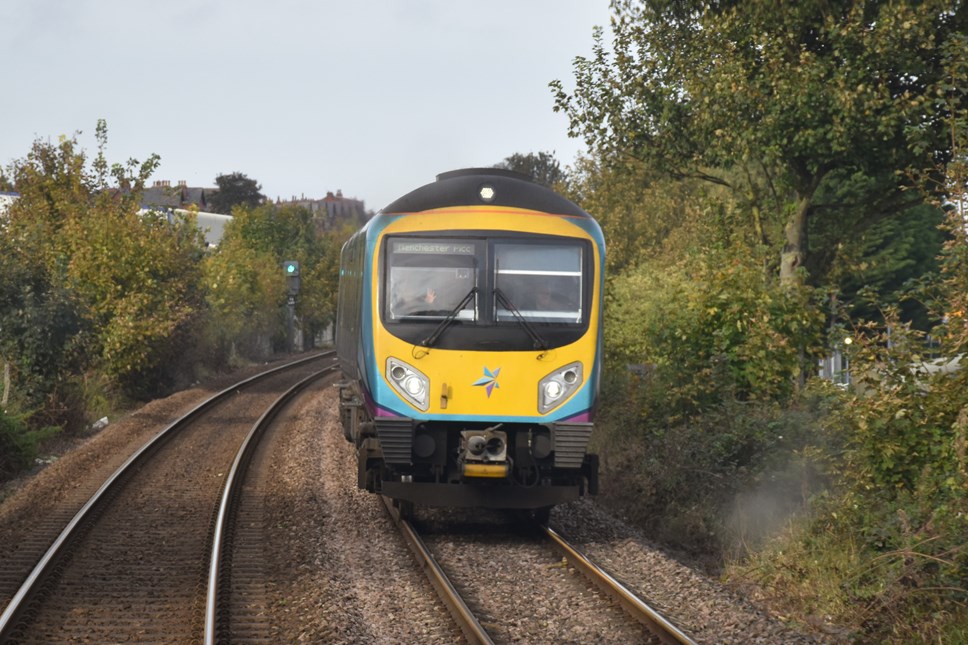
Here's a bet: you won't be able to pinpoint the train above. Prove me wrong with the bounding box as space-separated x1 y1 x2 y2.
335 168 604 517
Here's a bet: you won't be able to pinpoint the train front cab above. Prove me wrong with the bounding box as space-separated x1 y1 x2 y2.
338 202 603 513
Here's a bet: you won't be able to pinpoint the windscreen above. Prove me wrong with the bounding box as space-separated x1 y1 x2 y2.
494 243 583 323
386 238 479 320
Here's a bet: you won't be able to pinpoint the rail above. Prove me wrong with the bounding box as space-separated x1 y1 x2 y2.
0 352 334 640
381 497 495 645
542 525 697 645
205 363 338 644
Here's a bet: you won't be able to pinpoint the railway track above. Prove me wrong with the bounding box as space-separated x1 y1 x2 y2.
0 352 337 643
383 500 698 645
0 354 817 643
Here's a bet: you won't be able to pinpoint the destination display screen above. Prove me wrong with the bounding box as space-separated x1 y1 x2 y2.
386 238 480 321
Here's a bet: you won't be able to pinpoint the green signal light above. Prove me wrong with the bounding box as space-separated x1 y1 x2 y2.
283 260 300 276
287 264 295 273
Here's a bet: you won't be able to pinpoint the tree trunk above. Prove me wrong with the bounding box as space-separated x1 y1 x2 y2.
780 195 812 285
1 359 10 409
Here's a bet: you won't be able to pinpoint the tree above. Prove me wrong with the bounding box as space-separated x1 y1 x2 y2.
824 200 946 330
203 202 349 357
1 122 206 406
0 132 98 419
208 172 265 214
553 0 967 285
298 224 353 343
203 232 284 360
496 151 565 187
67 203 205 396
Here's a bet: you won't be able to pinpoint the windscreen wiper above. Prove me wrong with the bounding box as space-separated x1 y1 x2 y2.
420 287 478 348
493 288 549 351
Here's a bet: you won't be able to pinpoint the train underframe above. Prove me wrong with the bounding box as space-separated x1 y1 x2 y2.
338 383 599 513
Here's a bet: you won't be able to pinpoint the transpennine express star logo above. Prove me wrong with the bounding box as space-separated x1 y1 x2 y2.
472 367 501 398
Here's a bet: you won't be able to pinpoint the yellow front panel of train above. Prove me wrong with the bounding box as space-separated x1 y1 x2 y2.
369 206 601 419
379 337 589 416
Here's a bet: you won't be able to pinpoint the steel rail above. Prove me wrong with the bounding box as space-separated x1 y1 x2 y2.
542 525 698 645
382 497 495 645
0 351 334 640
204 364 338 644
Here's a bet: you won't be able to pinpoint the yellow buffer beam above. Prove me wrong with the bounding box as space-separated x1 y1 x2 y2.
462 463 509 478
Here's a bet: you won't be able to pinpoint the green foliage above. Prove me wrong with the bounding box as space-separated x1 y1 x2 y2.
203 230 286 360
835 317 964 497
594 373 835 556
726 209 968 642
0 123 209 425
2 125 204 400
208 171 266 215
0 252 83 411
298 225 351 342
607 249 824 412
828 204 945 330
0 123 350 483
0 409 59 481
495 151 565 187
933 33 968 360
594 243 828 556
561 5 968 639
68 205 205 396
203 202 349 359
725 36 968 639
563 157 691 274
731 384 968 642
1 134 94 415
554 0 966 284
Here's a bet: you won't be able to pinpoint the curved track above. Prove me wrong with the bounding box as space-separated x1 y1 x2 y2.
0 352 335 643
205 364 339 643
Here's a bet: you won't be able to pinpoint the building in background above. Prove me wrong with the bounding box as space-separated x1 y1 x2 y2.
142 180 213 211
277 189 370 231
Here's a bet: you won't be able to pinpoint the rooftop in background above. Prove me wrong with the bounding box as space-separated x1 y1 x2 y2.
276 189 370 231
142 180 214 212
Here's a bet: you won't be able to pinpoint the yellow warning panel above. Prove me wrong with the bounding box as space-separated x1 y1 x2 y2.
461 463 509 478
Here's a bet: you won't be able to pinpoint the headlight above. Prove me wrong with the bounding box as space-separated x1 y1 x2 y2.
544 380 564 400
386 358 429 411
538 362 583 413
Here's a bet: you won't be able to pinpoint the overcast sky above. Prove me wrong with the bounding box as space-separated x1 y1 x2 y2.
1 1 611 212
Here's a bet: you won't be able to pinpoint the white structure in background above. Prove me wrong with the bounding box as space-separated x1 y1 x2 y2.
3 189 229 247
819 349 851 386
195 210 232 247
140 207 232 248
140 180 230 247
0 191 19 218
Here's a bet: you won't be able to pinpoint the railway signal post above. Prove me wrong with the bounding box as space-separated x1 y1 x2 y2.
284 260 300 352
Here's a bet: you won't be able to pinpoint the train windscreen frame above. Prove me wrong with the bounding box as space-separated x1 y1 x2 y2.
494 242 583 324
385 238 480 321
381 233 592 351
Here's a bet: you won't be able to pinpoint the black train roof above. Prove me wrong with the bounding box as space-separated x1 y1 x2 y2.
381 168 590 218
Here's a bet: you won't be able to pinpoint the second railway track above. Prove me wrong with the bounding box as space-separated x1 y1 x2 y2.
0 352 337 643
